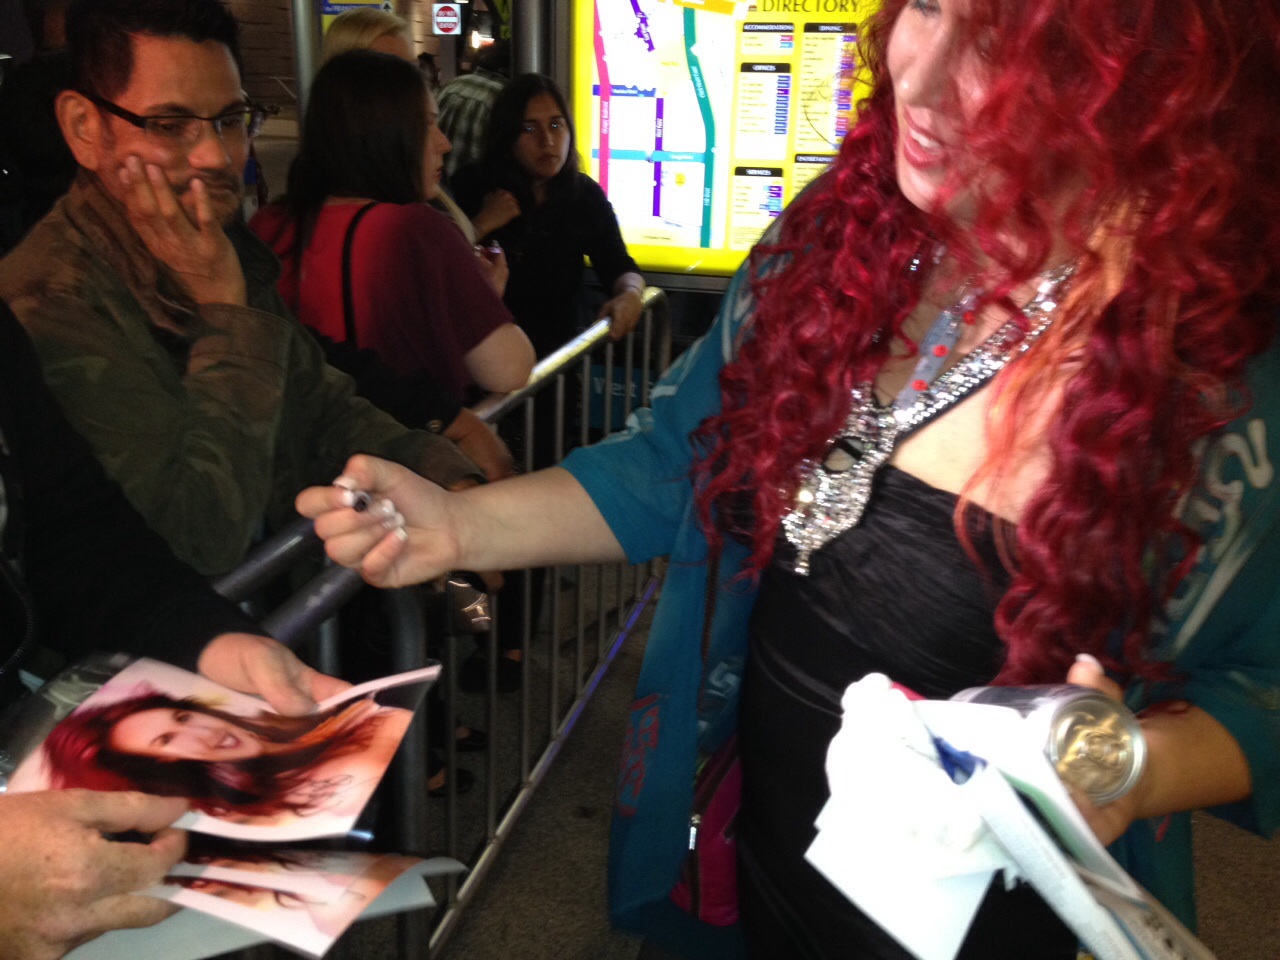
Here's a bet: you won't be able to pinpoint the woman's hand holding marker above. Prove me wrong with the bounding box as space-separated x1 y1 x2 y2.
332 475 407 537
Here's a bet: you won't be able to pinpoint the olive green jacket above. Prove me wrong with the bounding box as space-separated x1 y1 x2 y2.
0 174 480 576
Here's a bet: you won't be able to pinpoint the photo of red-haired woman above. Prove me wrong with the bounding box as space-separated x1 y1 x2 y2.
7 658 436 841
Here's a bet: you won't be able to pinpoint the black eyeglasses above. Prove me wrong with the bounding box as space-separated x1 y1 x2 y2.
83 92 269 146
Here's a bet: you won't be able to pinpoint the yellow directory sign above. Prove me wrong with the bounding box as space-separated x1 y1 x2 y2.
572 0 877 277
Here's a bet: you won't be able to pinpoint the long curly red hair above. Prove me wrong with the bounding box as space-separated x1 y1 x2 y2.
692 0 1280 684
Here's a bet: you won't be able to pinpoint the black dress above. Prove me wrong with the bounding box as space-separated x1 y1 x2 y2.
739 465 1077 959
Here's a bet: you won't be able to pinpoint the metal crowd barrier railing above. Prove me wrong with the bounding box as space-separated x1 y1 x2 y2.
431 286 672 954
214 286 672 960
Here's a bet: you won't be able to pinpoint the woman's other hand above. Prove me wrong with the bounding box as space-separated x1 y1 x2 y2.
477 570 505 592
445 408 515 481
297 454 461 588
197 633 351 715
1059 654 1253 850
472 188 521 238
474 242 510 296
1063 655 1144 844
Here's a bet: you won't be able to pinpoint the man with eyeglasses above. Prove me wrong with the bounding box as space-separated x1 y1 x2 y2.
0 2 478 956
0 0 483 580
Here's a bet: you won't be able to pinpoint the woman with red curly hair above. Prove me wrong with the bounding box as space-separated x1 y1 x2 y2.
297 0 1280 955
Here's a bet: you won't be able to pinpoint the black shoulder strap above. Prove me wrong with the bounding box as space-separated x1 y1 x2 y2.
698 549 721 697
340 202 379 348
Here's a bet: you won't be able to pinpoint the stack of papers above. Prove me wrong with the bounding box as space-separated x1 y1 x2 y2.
806 674 1215 960
2 657 458 958
69 854 465 960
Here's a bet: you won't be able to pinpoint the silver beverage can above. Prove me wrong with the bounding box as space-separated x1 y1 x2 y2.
950 683 1147 805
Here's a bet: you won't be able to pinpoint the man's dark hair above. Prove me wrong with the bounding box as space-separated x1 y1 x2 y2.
473 38 510 78
66 0 241 98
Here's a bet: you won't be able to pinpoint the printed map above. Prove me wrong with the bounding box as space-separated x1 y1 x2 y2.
577 0 872 273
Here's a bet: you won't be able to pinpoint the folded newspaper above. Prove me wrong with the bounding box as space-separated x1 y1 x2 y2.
0 654 458 958
806 673 1215 960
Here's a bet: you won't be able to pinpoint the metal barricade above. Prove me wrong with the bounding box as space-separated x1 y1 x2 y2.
426 286 671 956
209 287 670 960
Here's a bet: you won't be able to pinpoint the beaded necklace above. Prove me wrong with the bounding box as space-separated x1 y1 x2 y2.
781 260 1075 575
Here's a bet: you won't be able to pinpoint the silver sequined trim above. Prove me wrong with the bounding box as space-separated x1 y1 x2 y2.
782 265 1074 574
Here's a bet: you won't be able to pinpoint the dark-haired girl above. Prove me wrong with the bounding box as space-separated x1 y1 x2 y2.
452 73 644 360
299 0 1280 956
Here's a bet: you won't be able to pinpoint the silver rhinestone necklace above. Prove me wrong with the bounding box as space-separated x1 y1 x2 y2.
781 262 1075 575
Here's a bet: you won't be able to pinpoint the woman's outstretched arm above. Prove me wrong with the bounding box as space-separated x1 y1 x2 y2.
296 455 625 588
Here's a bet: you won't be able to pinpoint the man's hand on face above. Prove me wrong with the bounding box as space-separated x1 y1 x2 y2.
0 790 188 960
118 155 247 307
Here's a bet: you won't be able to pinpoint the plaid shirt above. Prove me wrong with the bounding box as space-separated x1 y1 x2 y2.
438 68 507 180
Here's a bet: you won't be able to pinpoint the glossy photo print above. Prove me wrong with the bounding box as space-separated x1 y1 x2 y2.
8 658 438 840
151 852 426 958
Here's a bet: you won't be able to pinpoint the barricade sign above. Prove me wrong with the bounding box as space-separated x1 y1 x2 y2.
587 364 654 431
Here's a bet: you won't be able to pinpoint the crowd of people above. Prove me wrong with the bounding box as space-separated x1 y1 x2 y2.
0 0 1278 958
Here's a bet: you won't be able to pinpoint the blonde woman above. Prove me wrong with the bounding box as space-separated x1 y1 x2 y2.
321 7 415 63
322 8 477 244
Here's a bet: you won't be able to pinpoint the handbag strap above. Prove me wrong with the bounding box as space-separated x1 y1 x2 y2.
698 550 721 697
340 202 378 348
